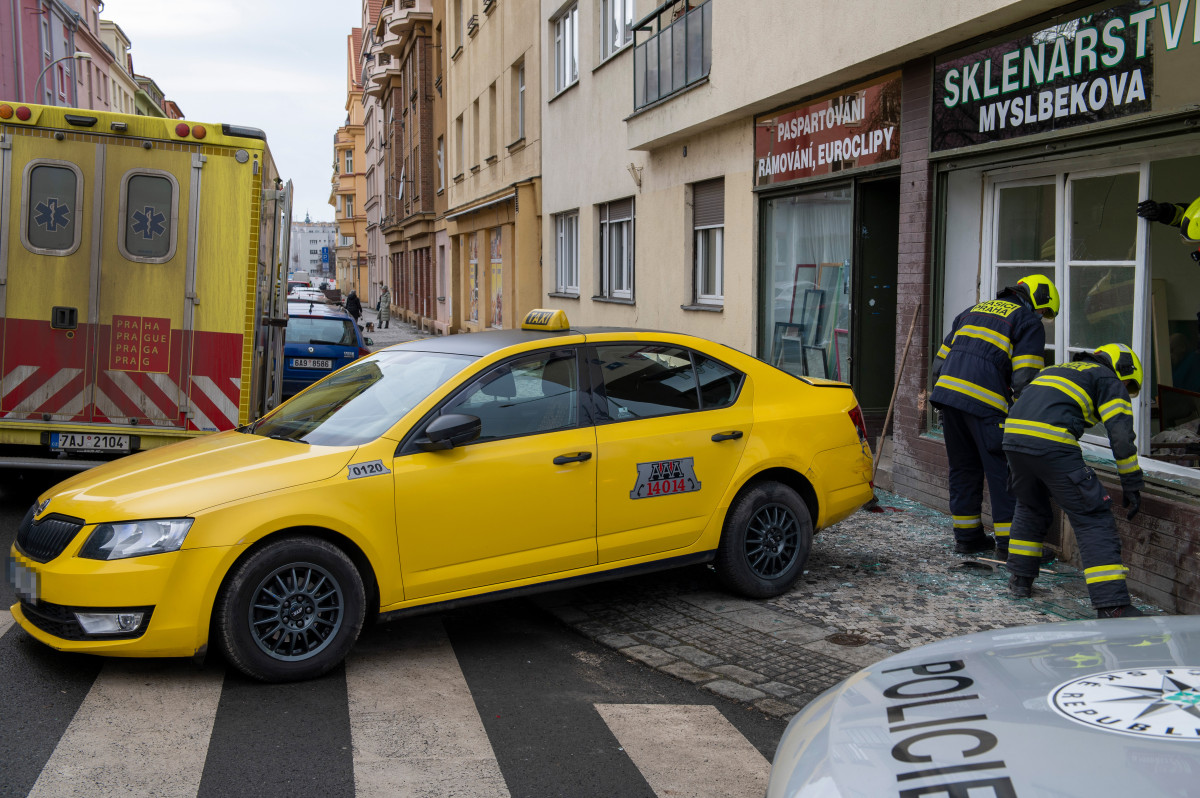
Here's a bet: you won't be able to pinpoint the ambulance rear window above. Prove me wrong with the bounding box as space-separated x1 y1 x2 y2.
23 161 83 256
119 170 178 263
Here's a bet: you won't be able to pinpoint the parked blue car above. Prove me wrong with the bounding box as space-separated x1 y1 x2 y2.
282 300 371 397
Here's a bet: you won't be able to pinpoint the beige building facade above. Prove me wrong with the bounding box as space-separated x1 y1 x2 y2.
332 29 369 294
444 0 542 331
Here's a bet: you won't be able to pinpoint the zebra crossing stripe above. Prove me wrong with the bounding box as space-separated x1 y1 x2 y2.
595 704 770 798
345 617 511 798
27 662 224 798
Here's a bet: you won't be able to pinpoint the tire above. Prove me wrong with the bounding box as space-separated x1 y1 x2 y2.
715 482 813 599
215 536 366 682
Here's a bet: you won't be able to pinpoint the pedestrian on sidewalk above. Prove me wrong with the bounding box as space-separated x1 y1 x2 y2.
345 290 362 329
377 282 391 329
930 275 1059 558
1002 343 1145 619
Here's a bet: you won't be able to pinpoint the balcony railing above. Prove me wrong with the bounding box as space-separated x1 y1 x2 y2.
632 0 711 112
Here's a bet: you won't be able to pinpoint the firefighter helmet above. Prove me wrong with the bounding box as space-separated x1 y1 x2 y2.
1094 343 1144 397
1183 197 1200 242
1016 274 1061 318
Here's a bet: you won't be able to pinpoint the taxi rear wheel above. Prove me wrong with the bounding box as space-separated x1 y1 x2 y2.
715 482 812 599
215 536 366 682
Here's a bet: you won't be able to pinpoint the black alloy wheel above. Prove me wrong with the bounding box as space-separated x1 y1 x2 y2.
216 536 366 682
715 481 813 599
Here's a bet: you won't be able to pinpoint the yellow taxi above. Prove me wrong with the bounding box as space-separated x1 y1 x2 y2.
7 310 874 682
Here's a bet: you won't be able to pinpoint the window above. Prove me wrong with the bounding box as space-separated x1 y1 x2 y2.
601 0 634 60
471 99 480 168
22 161 83 255
555 211 579 295
441 349 579 441
514 61 525 141
344 150 353 173
345 196 354 218
455 114 464 174
693 178 724 304
553 4 579 93
436 136 445 191
599 198 634 300
119 170 178 263
592 344 740 421
487 82 497 159
453 0 463 51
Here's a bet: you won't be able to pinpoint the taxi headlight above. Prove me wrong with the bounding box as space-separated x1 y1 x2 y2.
79 519 194 560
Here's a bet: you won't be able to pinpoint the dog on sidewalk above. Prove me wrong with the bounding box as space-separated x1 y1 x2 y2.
365 322 375 333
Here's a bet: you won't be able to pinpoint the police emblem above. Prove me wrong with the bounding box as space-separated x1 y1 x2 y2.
630 457 701 499
1050 667 1200 740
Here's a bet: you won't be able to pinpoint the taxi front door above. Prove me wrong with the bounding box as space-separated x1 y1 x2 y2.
392 348 597 600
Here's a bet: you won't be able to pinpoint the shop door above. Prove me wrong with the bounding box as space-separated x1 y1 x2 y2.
852 177 899 417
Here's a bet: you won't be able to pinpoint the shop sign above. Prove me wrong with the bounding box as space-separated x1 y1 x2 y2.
933 0 1200 151
754 72 902 186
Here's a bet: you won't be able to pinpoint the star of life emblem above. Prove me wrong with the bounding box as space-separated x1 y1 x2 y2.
1050 667 1200 740
630 457 701 499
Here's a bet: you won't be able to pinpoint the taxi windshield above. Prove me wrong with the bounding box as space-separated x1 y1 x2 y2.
248 349 476 445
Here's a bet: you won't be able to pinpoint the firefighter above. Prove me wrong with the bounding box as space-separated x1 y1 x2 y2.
1137 197 1200 263
1003 344 1145 619
931 275 1059 558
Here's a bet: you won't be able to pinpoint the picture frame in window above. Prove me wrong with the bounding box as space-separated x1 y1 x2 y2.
800 288 826 345
803 345 827 380
788 264 816 324
772 321 804 372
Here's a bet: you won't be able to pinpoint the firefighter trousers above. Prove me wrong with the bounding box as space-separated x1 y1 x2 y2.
1005 448 1131 608
942 407 1014 548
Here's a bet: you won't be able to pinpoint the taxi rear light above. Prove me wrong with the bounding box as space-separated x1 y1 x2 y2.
848 403 868 442
16 105 32 121
175 122 191 137
358 346 371 358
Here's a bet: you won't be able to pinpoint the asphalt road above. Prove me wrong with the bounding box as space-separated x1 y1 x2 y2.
0 471 786 798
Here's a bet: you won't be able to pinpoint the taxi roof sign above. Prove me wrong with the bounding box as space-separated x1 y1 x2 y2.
521 309 570 331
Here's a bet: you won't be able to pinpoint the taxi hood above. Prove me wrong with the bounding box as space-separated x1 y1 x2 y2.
769 616 1200 798
40 431 355 522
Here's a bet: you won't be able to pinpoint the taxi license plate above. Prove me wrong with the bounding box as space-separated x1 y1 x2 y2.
50 432 131 453
292 358 332 369
7 558 39 602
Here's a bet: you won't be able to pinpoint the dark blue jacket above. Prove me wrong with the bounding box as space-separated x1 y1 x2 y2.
930 287 1046 418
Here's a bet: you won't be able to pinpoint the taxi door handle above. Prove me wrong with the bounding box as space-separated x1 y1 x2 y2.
712 431 743 442
553 451 593 465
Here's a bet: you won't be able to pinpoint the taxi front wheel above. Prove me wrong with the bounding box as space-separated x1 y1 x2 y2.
214 536 366 682
715 482 813 599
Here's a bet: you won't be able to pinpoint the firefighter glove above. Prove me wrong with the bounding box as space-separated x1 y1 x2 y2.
1136 200 1177 224
1123 489 1141 520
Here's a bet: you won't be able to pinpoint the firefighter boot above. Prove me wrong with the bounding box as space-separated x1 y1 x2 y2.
954 536 995 555
1009 573 1034 598
1097 604 1145 619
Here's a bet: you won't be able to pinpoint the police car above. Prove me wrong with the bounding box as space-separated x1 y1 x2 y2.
7 310 874 682
767 615 1200 797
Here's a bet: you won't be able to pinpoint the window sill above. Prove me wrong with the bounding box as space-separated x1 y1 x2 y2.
593 42 631 73
450 45 463 61
436 187 444 196
506 137 526 152
452 173 464 184
592 295 635 305
469 165 480 174
548 80 578 105
548 291 579 300
681 303 722 312
485 154 498 164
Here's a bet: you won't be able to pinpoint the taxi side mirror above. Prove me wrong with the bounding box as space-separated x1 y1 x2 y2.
416 413 482 451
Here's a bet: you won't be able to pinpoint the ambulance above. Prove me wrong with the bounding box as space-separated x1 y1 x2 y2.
0 102 292 469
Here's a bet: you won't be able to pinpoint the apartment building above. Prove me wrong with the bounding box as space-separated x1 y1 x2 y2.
332 28 370 293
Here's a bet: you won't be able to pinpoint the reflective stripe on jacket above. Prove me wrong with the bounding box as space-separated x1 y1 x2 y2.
1002 355 1143 491
930 296 1046 418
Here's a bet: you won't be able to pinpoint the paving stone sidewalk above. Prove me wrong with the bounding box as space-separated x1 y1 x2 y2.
536 489 1164 719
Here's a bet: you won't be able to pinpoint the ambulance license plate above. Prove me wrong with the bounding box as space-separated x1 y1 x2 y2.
292 358 332 369
8 558 39 602
50 432 131 453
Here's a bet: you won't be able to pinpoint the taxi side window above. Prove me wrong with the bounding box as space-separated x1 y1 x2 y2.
443 349 579 441
593 344 701 420
695 354 744 409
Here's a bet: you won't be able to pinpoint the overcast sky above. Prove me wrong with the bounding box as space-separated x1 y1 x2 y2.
102 0 361 223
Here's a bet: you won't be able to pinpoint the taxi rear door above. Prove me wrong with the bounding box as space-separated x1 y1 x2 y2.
590 341 752 564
